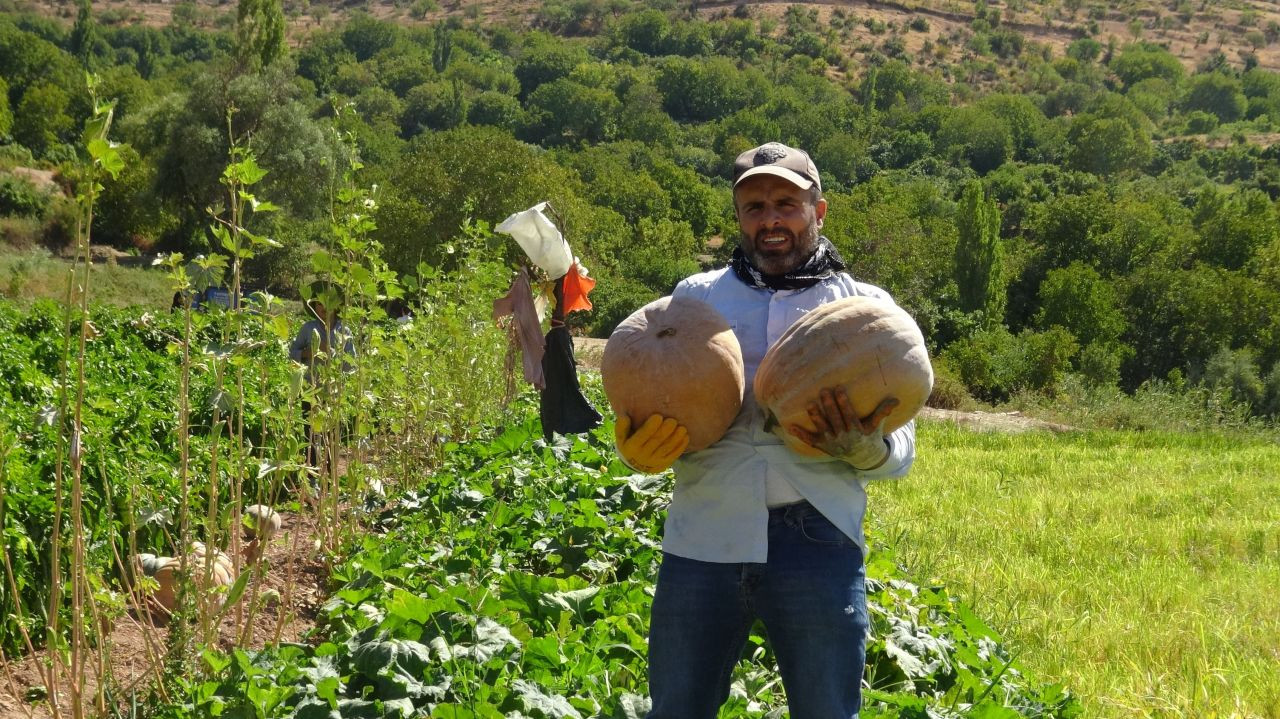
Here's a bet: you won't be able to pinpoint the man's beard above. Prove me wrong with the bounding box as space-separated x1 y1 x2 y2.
741 221 821 276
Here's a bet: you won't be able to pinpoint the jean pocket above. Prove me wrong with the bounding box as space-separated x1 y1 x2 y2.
794 508 852 547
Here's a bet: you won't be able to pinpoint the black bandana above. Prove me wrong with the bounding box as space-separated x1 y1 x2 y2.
730 236 847 291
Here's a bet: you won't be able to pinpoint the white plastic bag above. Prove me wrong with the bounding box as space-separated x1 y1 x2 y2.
495 201 573 279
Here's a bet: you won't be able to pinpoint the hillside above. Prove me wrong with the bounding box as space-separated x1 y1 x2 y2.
20 0 1280 73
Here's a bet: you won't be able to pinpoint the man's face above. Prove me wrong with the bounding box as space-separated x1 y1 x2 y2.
733 174 827 276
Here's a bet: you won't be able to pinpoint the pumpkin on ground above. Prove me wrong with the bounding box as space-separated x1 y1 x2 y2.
137 543 236 613
754 295 933 458
601 296 744 453
243 504 282 541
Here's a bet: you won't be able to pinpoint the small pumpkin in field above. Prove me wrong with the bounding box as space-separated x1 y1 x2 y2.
602 296 744 452
243 504 282 541
137 543 237 612
754 295 933 458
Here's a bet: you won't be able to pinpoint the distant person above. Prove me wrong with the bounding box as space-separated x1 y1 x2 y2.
388 297 412 324
289 297 355 468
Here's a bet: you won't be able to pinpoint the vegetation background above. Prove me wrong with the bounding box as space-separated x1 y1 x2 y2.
0 0 1278 716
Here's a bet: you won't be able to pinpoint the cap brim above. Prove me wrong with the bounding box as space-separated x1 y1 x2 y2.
734 165 814 190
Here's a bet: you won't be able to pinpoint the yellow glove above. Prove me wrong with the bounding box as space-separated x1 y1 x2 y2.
614 414 689 474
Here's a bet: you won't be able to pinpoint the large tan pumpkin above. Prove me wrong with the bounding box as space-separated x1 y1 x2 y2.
137 543 236 612
753 296 933 458
602 296 744 452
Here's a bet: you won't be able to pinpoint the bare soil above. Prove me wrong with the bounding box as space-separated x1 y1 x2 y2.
0 511 329 719
15 0 1280 73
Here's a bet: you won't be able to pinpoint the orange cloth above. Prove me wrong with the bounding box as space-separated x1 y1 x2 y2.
561 262 596 314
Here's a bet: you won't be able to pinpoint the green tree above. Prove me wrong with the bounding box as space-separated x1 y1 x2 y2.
12 82 74 156
1109 43 1185 87
513 39 587 99
401 79 467 135
977 93 1049 161
1203 347 1265 410
340 11 400 62
1182 72 1247 123
1124 265 1278 387
613 8 670 56
431 21 452 73
565 146 671 224
1065 113 1152 175
295 29 355 94
467 91 522 130
235 0 286 70
822 176 957 331
615 77 678 144
374 126 591 276
154 62 341 236
521 78 619 146
953 181 1005 325
859 59 949 112
68 0 98 68
1035 261 1126 347
654 55 754 122
0 76 12 138
1191 187 1277 271
936 106 1013 173
1066 37 1102 62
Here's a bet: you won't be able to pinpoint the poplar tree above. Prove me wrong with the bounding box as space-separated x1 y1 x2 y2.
68 0 97 69
954 180 1005 326
236 0 287 70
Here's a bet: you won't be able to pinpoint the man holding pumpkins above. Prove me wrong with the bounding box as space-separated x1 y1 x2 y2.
613 142 921 718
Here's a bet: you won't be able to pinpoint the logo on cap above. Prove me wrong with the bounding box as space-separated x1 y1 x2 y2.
755 145 789 164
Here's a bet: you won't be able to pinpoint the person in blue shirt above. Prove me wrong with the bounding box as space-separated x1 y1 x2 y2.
614 143 917 719
289 296 355 468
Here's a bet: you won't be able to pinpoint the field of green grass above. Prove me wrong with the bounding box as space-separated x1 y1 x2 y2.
0 246 174 308
870 421 1280 718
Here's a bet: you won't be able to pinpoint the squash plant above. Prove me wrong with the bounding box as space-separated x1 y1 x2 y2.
181 392 1080 718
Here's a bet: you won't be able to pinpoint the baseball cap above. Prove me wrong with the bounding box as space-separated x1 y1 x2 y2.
733 142 822 192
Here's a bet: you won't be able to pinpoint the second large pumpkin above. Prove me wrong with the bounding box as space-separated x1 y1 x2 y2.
753 295 933 458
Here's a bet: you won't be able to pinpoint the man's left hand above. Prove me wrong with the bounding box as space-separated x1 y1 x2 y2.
787 387 898 470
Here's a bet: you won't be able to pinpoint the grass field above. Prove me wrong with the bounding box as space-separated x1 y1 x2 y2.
870 421 1280 718
0 246 174 309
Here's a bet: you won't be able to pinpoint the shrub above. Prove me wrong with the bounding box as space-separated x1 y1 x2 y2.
1184 110 1219 134
582 272 658 338
1261 363 1280 418
927 357 972 410
0 216 43 250
942 325 1078 403
1076 340 1134 389
1202 346 1264 411
0 176 51 217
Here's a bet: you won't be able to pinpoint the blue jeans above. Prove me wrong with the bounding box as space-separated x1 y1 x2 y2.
647 501 868 719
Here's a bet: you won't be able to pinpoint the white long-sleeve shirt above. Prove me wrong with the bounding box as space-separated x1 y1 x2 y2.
663 267 916 563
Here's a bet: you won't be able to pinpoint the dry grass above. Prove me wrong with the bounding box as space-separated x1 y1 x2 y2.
13 0 1280 73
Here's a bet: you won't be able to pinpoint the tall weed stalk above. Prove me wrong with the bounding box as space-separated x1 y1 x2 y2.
42 75 127 719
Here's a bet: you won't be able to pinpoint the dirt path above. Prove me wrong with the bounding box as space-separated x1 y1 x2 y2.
0 511 328 719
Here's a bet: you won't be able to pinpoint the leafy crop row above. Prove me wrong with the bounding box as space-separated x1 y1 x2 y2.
178 401 1081 718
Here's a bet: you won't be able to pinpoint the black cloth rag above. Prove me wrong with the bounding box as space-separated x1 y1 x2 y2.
539 325 602 441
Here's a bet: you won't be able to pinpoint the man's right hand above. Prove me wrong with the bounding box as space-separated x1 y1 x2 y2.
614 414 689 474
